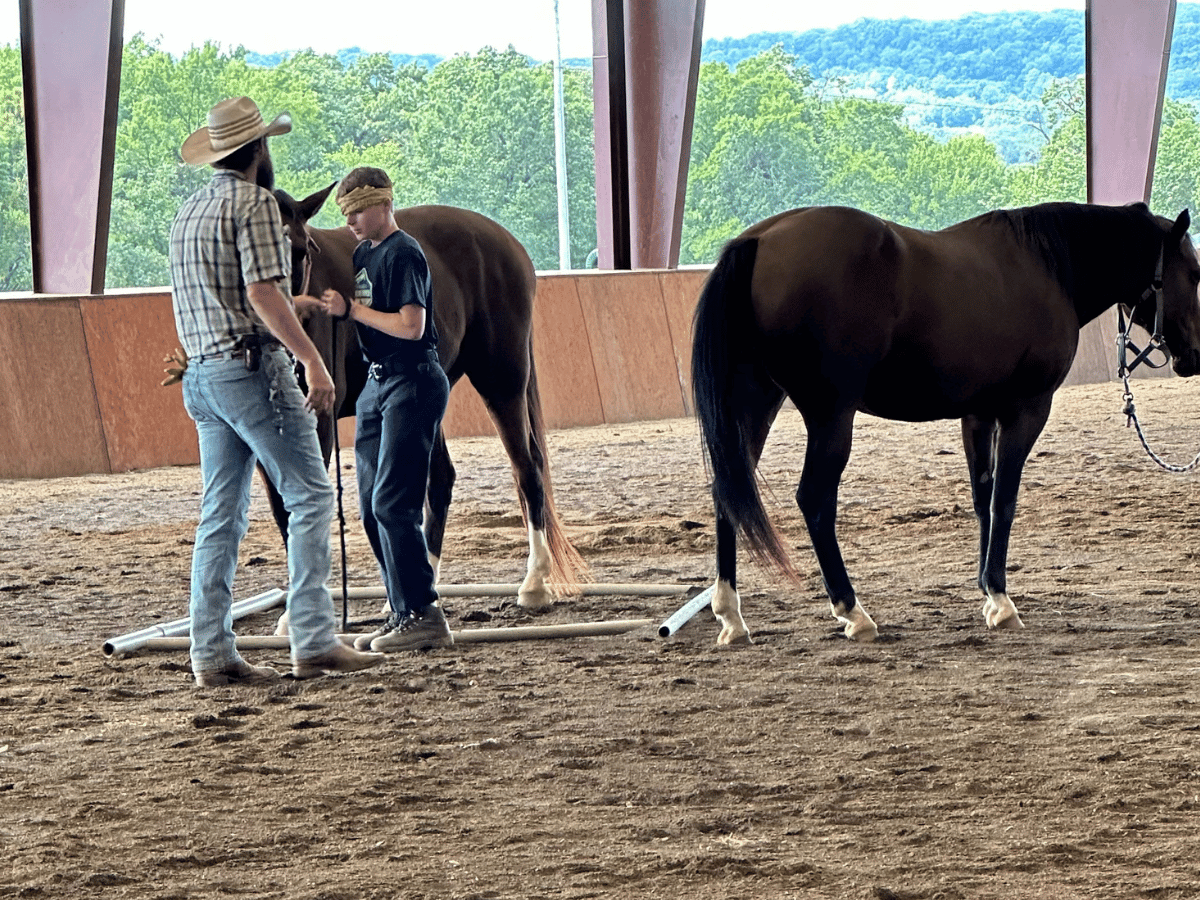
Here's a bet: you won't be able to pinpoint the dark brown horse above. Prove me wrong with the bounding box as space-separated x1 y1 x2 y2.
269 184 585 608
691 202 1200 644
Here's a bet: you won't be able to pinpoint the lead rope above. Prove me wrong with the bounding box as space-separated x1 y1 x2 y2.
332 354 350 633
302 231 352 630
1117 244 1200 473
1120 374 1200 473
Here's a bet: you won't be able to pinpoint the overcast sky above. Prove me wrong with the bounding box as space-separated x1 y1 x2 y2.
5 1 1087 58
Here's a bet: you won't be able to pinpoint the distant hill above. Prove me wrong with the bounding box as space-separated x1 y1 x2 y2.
249 4 1200 165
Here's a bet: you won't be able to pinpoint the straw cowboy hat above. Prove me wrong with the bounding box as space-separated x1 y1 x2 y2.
180 96 292 166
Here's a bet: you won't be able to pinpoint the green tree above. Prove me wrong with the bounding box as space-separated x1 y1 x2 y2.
398 48 590 269
1151 98 1200 218
682 48 821 263
814 97 913 220
107 37 224 287
1006 76 1086 206
0 45 30 291
902 132 1007 227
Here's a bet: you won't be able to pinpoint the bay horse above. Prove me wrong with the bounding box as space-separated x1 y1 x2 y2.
268 184 586 609
691 202 1200 645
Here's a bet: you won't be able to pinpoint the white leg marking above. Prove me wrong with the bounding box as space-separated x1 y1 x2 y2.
712 579 752 645
517 525 553 610
982 590 1025 629
275 609 290 636
831 599 879 642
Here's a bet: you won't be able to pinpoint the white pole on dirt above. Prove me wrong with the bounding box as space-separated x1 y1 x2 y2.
102 588 287 658
658 585 716 638
332 583 692 600
130 618 656 654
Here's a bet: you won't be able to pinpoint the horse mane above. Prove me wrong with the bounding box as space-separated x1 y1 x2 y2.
965 202 1156 302
972 204 1092 297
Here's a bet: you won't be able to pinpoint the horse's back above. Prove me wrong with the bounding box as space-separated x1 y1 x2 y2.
389 206 537 383
395 205 536 299
741 206 906 340
726 205 1081 420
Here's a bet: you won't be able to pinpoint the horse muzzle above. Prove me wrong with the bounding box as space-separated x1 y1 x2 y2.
1171 347 1200 377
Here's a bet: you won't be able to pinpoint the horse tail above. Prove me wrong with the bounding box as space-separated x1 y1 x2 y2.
691 237 799 580
524 337 590 592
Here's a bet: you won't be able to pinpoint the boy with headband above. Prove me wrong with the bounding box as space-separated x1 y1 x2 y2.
306 167 454 652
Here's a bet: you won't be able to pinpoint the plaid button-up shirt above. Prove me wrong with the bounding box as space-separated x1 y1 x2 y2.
169 170 292 359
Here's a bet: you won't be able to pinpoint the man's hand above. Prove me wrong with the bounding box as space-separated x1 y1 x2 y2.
291 294 323 320
161 348 188 386
320 288 350 319
304 360 336 415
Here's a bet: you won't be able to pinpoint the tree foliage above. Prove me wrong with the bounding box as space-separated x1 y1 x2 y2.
5 15 1200 292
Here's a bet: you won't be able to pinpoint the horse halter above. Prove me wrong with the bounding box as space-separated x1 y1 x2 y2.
1116 242 1168 378
1117 240 1200 473
299 228 321 297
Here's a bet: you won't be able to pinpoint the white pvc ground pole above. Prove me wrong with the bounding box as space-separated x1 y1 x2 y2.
130 618 656 654
658 585 716 638
331 583 691 600
102 588 286 657
103 582 695 657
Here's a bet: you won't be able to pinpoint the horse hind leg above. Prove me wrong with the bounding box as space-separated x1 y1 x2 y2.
797 411 878 642
423 429 455 584
484 392 557 610
708 389 791 646
711 515 751 645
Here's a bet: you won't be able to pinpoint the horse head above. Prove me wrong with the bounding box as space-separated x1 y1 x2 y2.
274 184 368 422
275 183 347 304
1142 209 1200 377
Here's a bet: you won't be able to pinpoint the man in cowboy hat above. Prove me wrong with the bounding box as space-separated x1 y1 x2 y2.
169 96 384 686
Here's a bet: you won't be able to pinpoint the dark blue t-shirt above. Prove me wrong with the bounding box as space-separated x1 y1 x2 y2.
350 229 438 364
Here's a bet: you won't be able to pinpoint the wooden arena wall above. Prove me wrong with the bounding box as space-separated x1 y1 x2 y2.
0 271 1145 479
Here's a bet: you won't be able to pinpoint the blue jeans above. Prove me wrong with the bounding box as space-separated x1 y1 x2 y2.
355 351 450 618
182 347 338 671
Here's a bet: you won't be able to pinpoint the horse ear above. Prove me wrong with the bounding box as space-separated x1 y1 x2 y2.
1172 209 1191 240
295 182 337 224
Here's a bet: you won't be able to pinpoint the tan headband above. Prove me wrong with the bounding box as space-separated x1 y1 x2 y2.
336 185 393 216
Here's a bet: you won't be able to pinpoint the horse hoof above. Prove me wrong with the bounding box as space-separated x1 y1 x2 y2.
844 620 879 642
989 611 1025 630
982 594 1025 630
836 606 878 642
716 621 753 645
517 590 552 611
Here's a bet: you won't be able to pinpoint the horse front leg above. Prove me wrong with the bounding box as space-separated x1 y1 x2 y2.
961 415 998 596
975 398 1053 630
797 413 878 641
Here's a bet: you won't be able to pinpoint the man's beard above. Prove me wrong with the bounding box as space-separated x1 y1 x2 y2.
256 148 275 190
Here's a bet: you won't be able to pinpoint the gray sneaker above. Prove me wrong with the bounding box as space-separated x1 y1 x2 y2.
353 612 400 650
370 605 454 652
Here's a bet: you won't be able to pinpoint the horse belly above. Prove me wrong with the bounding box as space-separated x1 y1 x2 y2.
860 333 1074 422
860 363 982 421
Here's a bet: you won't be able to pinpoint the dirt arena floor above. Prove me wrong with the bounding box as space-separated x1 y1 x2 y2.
4 378 1200 899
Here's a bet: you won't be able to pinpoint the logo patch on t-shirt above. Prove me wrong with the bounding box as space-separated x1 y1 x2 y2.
354 268 374 308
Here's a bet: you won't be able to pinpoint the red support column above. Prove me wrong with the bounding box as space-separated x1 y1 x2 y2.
1086 0 1176 205
20 0 124 294
1072 0 1176 385
592 0 631 270
592 0 705 270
